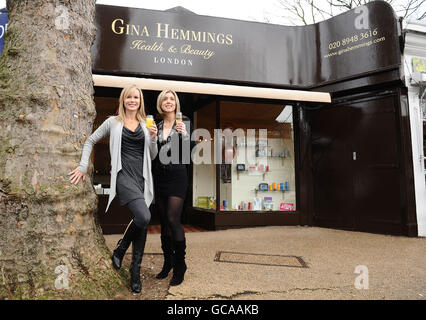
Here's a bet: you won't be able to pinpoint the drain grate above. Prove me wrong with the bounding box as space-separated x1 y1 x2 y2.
214 251 308 268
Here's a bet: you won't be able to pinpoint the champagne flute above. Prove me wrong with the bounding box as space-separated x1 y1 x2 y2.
176 112 182 124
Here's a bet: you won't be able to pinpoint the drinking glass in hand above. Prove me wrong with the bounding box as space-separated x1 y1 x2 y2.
146 115 154 128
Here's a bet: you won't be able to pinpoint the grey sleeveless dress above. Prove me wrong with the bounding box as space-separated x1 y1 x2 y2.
116 124 145 206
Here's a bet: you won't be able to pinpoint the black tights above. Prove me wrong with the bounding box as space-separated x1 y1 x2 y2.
156 196 185 242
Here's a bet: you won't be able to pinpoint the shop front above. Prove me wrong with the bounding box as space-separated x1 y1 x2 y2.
90 2 421 236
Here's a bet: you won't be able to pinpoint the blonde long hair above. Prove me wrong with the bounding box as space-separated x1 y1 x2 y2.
114 85 146 122
156 89 181 117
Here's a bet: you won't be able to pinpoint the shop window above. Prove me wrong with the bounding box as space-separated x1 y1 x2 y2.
192 101 217 211
193 101 296 212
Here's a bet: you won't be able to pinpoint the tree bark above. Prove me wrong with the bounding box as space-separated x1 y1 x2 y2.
0 0 126 299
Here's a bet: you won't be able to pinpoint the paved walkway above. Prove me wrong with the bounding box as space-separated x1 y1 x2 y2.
104 226 426 300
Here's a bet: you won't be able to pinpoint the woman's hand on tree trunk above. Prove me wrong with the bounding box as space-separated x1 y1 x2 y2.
68 168 86 185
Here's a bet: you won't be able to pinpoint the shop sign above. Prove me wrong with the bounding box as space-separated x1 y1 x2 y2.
92 2 400 89
0 9 8 56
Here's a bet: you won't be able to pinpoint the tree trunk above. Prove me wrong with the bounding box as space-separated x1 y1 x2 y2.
0 0 126 299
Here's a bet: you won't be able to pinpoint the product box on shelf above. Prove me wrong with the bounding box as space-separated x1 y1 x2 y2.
197 196 209 209
280 203 294 211
263 197 273 210
253 197 262 210
208 197 215 209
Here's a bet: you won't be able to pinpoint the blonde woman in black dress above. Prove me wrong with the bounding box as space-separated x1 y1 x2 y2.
153 90 191 286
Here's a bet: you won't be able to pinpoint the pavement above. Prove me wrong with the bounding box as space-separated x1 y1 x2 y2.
104 225 426 300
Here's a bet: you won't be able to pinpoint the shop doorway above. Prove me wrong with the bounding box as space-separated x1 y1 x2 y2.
310 90 404 234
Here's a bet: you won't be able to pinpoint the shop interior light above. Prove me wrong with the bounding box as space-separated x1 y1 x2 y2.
93 75 331 103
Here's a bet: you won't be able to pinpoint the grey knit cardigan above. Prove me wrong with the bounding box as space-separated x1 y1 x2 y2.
77 116 158 212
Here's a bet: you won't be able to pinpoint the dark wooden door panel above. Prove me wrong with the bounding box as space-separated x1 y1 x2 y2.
350 96 399 166
350 96 401 229
311 105 354 226
310 92 403 234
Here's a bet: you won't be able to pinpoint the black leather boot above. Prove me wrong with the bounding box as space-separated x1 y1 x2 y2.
130 226 147 293
170 239 187 286
112 220 140 270
156 236 173 279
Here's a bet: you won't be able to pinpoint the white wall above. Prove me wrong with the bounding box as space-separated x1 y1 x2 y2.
193 163 216 205
403 20 426 237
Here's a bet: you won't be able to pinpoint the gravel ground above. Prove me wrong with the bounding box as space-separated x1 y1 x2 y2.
105 226 426 300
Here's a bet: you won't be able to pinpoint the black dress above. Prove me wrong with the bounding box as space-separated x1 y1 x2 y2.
153 119 190 199
116 124 145 206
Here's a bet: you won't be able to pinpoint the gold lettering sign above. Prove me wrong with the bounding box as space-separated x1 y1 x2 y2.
111 18 149 36
110 19 233 46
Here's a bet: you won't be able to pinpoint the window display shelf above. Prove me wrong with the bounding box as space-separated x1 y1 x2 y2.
255 155 287 159
188 207 300 231
236 169 271 180
254 188 286 198
254 155 289 167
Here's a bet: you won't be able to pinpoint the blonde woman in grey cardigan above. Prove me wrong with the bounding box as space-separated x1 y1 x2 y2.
69 85 158 293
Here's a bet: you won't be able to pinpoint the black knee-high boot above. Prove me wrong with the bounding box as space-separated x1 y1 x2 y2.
156 235 173 279
112 220 140 270
130 226 147 293
170 239 187 286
